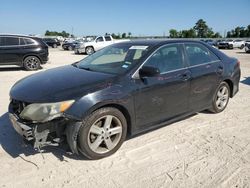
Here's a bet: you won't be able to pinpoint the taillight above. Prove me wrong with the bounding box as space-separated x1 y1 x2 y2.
237 61 240 66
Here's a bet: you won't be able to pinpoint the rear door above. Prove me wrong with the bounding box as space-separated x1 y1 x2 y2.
0 37 4 64
104 36 113 46
184 43 223 111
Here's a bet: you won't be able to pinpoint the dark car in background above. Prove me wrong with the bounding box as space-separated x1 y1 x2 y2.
62 41 81 51
245 41 250 53
43 38 61 48
9 40 240 159
205 39 216 46
0 35 49 70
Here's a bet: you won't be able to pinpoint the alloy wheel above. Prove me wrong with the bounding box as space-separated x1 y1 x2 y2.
87 115 123 154
24 57 40 70
215 85 229 110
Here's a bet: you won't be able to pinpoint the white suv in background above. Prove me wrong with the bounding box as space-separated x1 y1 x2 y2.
233 39 245 49
218 39 245 49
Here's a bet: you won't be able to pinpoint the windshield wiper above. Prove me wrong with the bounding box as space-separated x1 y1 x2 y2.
72 62 79 68
78 66 93 71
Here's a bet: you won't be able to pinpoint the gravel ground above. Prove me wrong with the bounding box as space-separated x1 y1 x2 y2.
0 47 249 188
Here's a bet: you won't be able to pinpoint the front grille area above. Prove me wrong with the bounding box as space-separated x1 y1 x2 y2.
10 99 30 116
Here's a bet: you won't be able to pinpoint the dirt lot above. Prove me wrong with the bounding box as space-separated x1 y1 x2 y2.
0 48 250 188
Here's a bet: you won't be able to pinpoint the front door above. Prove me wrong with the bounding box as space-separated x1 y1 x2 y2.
134 43 191 129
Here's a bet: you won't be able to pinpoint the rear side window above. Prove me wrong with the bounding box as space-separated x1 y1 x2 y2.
105 36 112 41
185 43 219 66
0 37 3 46
24 38 36 45
19 38 25 45
5 37 19 46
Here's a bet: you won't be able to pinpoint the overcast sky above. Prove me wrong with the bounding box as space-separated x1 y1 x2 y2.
0 0 249 37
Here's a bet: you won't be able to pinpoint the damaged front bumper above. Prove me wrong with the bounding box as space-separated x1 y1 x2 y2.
8 111 81 154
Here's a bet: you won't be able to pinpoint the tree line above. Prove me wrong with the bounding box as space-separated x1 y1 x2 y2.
169 19 221 38
45 30 71 38
169 19 250 38
227 26 250 38
44 20 250 39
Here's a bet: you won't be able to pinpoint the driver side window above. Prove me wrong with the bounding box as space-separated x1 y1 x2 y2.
96 37 104 42
144 44 184 74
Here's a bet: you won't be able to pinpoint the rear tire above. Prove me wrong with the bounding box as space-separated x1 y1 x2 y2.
209 82 230 113
78 107 127 160
240 44 244 49
53 44 57 48
23 56 41 71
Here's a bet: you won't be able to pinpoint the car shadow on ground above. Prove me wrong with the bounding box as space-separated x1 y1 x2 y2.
0 67 24 72
241 77 250 86
0 113 89 161
236 52 248 54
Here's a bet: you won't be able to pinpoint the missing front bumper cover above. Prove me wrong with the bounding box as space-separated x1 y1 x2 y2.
9 113 66 150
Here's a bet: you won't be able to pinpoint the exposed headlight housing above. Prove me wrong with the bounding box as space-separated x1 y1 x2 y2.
20 100 75 122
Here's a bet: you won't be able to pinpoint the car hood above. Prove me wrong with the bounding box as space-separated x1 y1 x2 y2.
10 65 116 103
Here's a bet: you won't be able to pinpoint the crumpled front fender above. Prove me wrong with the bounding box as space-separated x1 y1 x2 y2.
66 121 82 154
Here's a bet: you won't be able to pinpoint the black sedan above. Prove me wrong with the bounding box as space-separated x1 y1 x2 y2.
9 40 241 159
245 42 250 53
43 38 61 48
62 41 80 51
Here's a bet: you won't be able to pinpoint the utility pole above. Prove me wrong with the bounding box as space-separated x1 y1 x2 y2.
71 26 74 37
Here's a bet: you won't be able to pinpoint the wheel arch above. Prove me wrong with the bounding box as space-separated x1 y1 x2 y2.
66 102 132 155
223 79 234 98
92 103 132 136
22 54 42 66
85 45 95 52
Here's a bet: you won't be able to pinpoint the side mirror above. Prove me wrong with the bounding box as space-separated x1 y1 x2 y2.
139 66 160 78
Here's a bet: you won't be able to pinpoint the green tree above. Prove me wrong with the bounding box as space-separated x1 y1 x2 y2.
128 32 132 38
45 30 70 37
169 29 179 38
206 28 214 38
193 19 209 38
213 32 222 38
122 33 127 38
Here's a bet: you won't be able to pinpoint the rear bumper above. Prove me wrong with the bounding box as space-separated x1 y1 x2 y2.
39 50 49 64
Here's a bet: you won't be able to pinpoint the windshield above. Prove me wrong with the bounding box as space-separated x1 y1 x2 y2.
76 44 150 74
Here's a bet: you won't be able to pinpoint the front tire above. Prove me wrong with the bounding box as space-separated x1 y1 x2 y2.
68 46 73 51
209 82 230 113
86 46 94 55
78 107 127 160
228 44 233 49
53 43 57 48
23 56 41 71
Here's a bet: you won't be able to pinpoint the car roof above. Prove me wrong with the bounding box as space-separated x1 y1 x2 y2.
0 34 40 39
119 39 206 47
